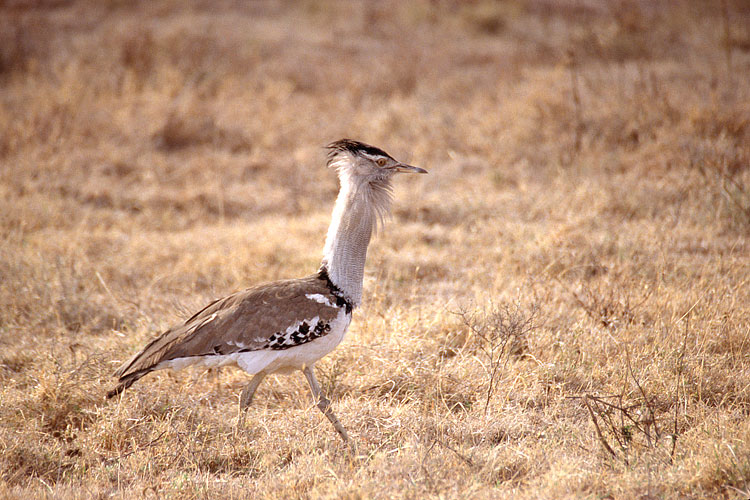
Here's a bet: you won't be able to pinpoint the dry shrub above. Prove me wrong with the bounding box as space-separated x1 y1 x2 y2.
454 302 539 415
458 1 516 35
687 137 750 229
154 111 251 153
120 27 156 80
568 275 653 331
0 12 53 76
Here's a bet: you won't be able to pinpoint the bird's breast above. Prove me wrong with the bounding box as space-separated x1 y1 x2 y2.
235 308 352 375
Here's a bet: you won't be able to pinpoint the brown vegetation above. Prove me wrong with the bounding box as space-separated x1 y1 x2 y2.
1 0 749 498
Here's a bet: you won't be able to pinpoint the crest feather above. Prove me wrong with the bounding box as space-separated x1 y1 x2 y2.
326 139 393 165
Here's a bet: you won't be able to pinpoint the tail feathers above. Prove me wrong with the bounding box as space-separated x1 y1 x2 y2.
106 370 150 399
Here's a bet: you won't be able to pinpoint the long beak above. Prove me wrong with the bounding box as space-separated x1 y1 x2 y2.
392 163 428 174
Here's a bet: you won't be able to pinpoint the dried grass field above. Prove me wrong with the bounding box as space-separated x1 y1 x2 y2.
1 0 749 498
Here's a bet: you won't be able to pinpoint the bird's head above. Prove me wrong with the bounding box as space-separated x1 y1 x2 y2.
326 139 427 187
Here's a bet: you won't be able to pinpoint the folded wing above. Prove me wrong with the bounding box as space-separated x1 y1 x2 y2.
107 273 343 398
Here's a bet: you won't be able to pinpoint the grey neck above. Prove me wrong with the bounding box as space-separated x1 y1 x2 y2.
320 182 379 307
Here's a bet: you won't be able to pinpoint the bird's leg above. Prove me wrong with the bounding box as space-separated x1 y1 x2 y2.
237 372 266 428
302 365 353 449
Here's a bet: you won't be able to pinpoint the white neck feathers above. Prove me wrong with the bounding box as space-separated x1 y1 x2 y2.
321 169 392 307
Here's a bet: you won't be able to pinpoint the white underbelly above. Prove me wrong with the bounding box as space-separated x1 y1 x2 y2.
158 309 352 375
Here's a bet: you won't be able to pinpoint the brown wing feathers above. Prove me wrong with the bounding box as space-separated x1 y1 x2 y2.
107 273 345 398
106 294 240 398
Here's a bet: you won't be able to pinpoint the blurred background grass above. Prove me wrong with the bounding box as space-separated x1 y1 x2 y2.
1 1 749 498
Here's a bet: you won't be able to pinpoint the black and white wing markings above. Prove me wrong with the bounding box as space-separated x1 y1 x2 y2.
264 318 333 351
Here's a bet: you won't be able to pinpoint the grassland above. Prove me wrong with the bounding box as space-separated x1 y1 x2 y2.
1 0 749 498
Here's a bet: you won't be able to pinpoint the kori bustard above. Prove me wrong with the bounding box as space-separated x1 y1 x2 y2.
107 139 427 444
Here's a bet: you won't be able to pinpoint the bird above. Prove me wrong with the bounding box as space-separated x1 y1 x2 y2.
107 139 427 445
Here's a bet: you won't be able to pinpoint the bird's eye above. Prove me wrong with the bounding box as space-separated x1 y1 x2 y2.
376 158 387 166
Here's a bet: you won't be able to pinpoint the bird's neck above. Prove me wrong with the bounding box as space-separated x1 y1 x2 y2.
321 180 386 307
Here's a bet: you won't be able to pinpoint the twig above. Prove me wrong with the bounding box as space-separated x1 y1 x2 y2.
624 346 659 444
419 440 438 491
584 395 618 460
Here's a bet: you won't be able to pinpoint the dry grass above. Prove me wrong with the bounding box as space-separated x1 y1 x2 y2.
1 0 749 498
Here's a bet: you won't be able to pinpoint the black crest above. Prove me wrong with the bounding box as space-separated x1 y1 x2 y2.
326 139 392 165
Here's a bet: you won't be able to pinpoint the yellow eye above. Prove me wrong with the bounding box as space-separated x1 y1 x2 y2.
376 158 387 166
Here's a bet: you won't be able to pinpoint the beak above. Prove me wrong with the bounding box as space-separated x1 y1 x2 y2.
392 163 428 174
